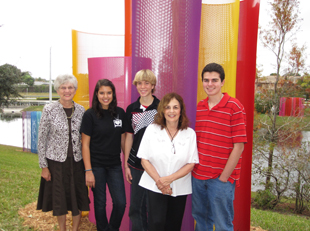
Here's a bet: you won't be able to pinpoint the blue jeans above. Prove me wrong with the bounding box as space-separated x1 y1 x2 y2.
92 165 126 231
129 166 148 231
192 176 236 231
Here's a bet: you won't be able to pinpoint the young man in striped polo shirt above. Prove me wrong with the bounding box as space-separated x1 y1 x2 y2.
192 63 247 231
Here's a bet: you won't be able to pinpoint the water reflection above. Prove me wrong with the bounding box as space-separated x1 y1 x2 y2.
252 131 310 192
0 114 22 122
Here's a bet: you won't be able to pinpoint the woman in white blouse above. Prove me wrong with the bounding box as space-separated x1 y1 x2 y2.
137 92 198 231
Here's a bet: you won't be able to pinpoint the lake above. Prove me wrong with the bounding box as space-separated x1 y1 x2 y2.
251 131 310 192
0 117 23 148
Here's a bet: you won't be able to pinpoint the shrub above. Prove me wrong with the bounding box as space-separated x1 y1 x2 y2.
254 189 277 209
36 97 59 100
254 93 273 114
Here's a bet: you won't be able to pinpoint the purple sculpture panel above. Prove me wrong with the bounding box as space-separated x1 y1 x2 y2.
132 1 202 230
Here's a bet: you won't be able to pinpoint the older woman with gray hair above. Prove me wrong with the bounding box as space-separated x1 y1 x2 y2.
37 74 89 231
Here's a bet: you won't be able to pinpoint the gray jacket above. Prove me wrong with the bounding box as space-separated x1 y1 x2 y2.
38 100 85 168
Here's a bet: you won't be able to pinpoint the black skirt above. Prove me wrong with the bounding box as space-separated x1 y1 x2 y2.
37 157 89 216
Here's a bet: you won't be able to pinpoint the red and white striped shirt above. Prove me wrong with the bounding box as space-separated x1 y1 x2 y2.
192 93 247 187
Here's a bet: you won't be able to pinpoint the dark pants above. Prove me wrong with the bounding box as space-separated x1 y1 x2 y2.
147 190 187 231
92 165 126 231
129 166 148 231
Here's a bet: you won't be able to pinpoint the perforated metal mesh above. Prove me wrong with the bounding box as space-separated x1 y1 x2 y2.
197 1 240 103
132 1 201 230
88 57 132 109
279 97 305 117
22 111 42 153
30 111 41 153
71 28 128 230
234 1 260 229
132 0 201 121
22 111 29 152
22 111 32 152
72 30 124 109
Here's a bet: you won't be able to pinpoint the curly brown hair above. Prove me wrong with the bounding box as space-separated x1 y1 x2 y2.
154 92 190 130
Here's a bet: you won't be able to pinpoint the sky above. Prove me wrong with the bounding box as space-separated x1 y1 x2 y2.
0 0 309 79
0 0 124 80
257 0 310 76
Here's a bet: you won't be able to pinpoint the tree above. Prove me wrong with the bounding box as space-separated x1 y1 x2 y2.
0 64 23 108
253 112 310 209
298 73 310 100
291 140 310 214
287 43 306 76
21 71 35 87
258 0 302 188
35 77 48 82
255 64 263 84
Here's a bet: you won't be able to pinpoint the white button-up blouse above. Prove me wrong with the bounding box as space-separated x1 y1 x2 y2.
137 123 199 197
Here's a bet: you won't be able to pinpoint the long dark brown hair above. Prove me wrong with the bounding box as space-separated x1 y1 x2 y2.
91 79 117 118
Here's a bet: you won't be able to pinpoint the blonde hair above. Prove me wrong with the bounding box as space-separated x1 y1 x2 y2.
133 69 157 93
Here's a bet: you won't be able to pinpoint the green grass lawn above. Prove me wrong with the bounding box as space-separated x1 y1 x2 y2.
20 92 58 97
0 145 40 230
21 105 44 112
251 208 310 231
254 113 310 131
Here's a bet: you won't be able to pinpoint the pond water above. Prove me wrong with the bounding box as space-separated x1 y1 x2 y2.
0 117 23 148
251 131 310 192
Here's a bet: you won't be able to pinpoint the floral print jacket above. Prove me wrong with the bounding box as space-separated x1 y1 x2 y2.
38 100 85 168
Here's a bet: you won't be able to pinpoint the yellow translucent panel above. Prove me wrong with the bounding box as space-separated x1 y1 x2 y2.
197 0 240 103
71 30 124 109
72 30 90 109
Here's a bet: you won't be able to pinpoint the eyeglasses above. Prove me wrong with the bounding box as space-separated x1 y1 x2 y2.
59 86 75 91
171 142 176 154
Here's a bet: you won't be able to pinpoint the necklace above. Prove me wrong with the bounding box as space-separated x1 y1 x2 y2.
166 127 178 154
67 102 74 119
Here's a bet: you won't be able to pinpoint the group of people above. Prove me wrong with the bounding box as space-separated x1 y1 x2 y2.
37 63 247 231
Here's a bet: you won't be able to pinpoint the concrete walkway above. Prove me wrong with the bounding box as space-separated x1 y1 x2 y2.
2 107 24 113
1 107 25 116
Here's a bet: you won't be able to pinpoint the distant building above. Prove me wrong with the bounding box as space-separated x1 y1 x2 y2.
255 75 303 92
33 81 50 86
16 80 52 87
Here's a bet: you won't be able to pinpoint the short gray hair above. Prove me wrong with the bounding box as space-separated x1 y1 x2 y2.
54 74 78 91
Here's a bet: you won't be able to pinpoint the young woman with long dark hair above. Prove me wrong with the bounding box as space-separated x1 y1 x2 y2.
80 79 128 231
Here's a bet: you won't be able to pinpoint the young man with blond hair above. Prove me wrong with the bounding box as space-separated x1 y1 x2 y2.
124 69 160 231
